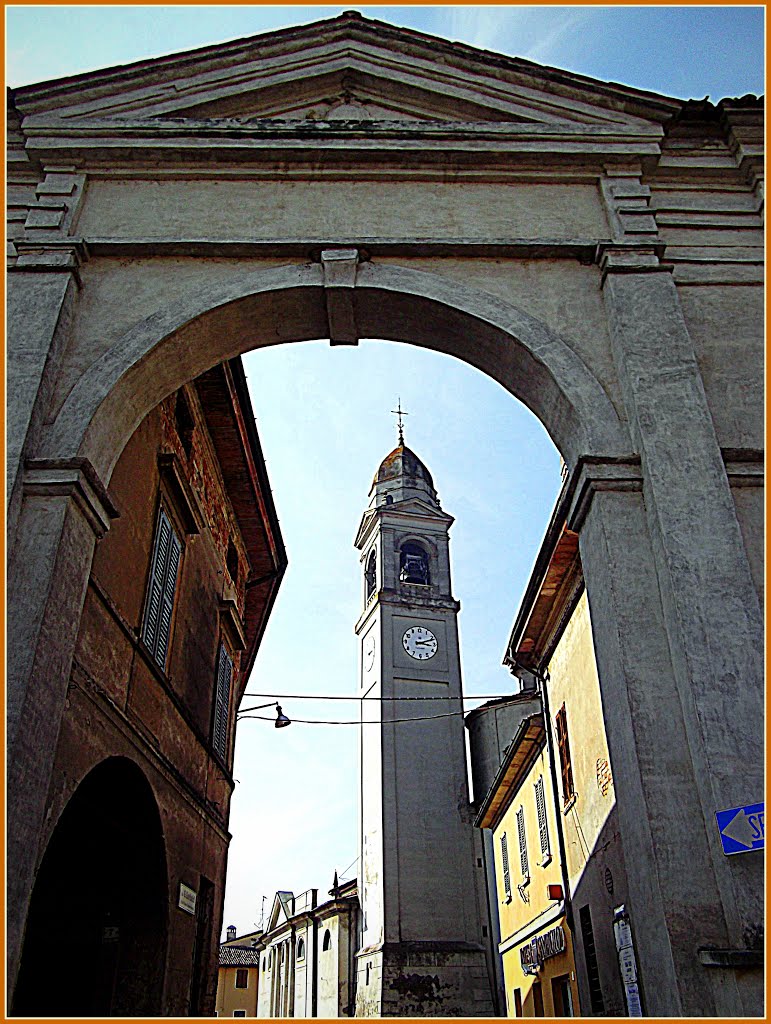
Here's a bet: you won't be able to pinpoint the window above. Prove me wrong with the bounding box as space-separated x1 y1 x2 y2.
500 832 512 902
297 937 305 961
233 1011 246 1018
555 705 575 804
364 549 377 602
213 644 233 761
235 969 248 989
579 905 605 1013
399 541 430 585
535 776 551 862
322 929 332 951
516 806 529 880
142 505 182 670
226 539 239 584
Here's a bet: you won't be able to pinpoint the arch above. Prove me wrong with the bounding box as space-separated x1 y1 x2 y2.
297 936 306 960
364 548 377 601
399 540 430 585
322 928 332 951
13 756 168 1016
43 262 629 485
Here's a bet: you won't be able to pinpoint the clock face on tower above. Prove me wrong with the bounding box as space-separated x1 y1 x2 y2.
402 626 438 660
363 634 376 672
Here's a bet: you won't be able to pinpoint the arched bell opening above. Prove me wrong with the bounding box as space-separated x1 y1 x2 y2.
13 756 168 1016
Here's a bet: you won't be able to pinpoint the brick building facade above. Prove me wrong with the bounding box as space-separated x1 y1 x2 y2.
11 358 286 1015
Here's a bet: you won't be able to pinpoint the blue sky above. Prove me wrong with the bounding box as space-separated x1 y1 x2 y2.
6 5 765 100
7 5 764 938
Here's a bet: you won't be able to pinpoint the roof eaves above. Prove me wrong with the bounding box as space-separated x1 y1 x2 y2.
474 713 546 829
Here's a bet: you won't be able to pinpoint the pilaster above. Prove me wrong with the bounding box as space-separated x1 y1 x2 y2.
6 261 85 548
593 232 764 1015
23 166 88 241
719 100 764 220
7 458 118 996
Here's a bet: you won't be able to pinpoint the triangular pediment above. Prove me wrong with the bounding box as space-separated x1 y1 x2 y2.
384 497 453 520
267 891 294 932
13 12 680 133
356 497 453 547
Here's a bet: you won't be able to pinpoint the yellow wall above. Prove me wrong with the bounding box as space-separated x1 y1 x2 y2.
502 923 579 1017
216 965 258 1017
492 748 579 1016
546 591 616 891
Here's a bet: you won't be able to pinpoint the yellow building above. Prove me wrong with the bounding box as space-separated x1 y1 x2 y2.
473 483 637 1017
475 713 579 1016
216 932 261 1017
504 514 635 1017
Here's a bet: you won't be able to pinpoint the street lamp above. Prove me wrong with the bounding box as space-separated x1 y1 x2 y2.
237 701 292 728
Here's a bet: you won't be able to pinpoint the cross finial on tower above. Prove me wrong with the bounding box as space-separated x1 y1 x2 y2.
391 399 408 445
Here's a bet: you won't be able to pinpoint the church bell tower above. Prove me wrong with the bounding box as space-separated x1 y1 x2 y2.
353 419 494 1017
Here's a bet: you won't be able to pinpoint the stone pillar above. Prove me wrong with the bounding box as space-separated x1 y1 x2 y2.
8 163 89 537
573 239 764 1015
6 459 117 998
6 258 82 546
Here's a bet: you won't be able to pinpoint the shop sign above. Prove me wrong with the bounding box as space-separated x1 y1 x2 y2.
520 924 566 971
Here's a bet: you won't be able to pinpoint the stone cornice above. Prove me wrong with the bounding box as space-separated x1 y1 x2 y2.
23 457 119 538
566 455 644 533
21 116 665 138
20 117 666 166
11 234 609 263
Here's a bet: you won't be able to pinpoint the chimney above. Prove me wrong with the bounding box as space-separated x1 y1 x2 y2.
226 925 237 942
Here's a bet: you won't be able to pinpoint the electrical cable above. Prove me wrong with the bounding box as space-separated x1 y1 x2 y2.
241 691 517 702
239 708 475 725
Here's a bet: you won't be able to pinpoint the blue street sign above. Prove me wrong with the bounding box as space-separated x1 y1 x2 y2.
716 803 764 855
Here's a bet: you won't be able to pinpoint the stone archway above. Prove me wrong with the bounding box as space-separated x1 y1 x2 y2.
7 250 764 1017
13 757 168 1016
42 259 630 486
7 13 764 1014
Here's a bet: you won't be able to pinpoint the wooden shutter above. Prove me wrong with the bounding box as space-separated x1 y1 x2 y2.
213 644 233 761
500 832 512 901
516 805 529 879
142 507 182 668
555 705 575 803
535 775 550 859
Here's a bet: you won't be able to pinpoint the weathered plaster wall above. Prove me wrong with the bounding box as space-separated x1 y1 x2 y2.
317 917 341 1017
546 591 630 1017
677 284 765 450
76 179 610 240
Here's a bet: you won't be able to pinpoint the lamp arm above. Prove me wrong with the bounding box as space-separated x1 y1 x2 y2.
238 700 279 716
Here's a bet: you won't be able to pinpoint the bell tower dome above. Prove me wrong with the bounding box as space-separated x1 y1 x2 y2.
352 424 495 1017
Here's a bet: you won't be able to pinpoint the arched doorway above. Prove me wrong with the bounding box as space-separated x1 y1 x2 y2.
13 757 168 1016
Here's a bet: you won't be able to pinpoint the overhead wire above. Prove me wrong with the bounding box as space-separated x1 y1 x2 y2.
241 691 516 702
238 691 524 725
240 708 484 725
